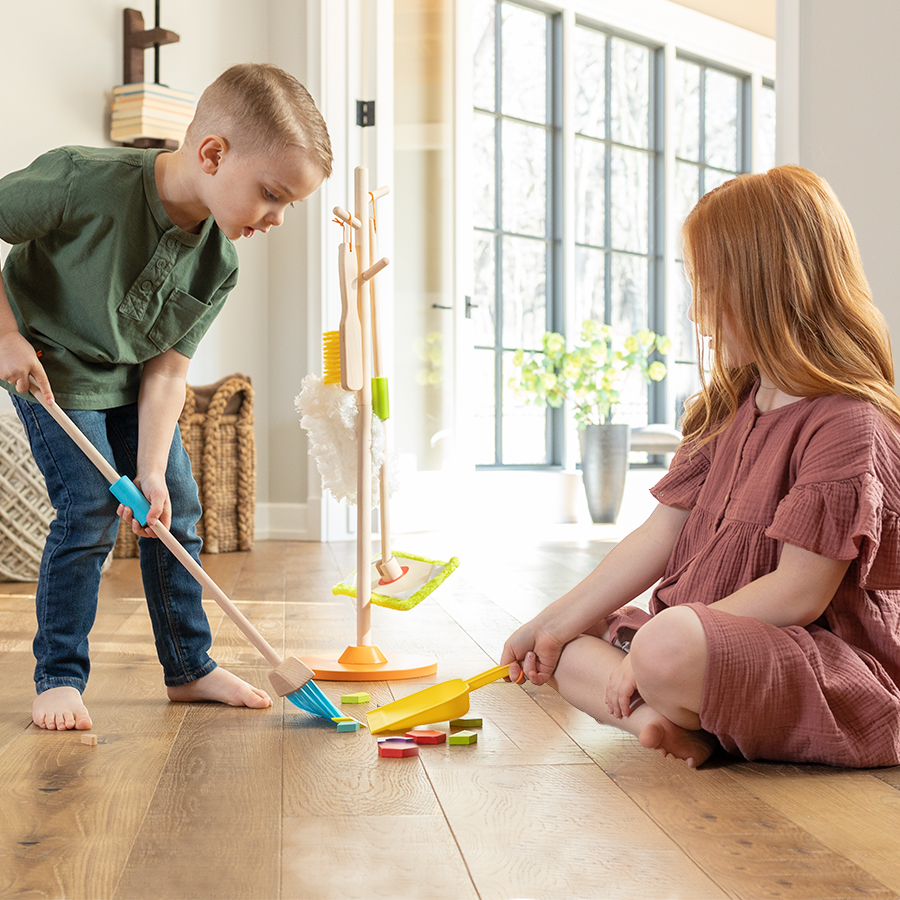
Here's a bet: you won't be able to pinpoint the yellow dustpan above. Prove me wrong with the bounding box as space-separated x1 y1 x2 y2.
366 663 510 734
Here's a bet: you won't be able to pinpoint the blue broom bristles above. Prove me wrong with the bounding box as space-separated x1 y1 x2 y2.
285 679 343 720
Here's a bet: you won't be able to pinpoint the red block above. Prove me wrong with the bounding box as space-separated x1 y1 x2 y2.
378 741 419 758
406 729 447 744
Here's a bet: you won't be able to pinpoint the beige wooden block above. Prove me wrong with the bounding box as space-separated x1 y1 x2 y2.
81 733 98 746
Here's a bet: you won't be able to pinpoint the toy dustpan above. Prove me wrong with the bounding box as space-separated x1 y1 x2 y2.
367 664 509 733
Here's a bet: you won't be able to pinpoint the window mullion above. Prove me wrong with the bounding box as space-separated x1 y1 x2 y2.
698 65 706 196
603 33 612 328
560 8 577 471
661 41 678 427
494 1 503 465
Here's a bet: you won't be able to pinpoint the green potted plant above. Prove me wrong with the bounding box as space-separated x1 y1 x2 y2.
510 319 669 523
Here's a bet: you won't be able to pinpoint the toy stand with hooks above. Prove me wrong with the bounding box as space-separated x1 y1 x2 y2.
301 166 438 682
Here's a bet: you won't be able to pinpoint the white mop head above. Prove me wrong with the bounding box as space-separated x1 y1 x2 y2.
295 375 398 506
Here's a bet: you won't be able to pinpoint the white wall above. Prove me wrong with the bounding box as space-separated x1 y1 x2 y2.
777 0 900 378
0 0 332 535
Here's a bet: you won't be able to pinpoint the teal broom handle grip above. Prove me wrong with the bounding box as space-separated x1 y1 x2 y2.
109 476 151 526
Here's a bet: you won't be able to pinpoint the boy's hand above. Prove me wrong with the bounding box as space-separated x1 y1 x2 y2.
0 331 53 402
118 471 171 538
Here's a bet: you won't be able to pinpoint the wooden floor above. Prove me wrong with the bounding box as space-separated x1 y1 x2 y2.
2 526 900 900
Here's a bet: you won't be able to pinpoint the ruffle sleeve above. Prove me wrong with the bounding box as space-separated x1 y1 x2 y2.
650 441 710 510
766 472 900 590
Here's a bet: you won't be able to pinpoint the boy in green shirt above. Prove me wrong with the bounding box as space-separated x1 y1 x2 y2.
0 63 331 731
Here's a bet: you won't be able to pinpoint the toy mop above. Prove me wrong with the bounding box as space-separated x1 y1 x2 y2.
296 166 457 681
28 379 354 725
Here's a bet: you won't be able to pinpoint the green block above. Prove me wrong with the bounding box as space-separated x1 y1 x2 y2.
337 721 361 732
449 730 478 745
341 692 370 704
449 717 482 728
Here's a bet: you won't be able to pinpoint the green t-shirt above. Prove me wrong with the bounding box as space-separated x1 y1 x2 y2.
0 146 238 409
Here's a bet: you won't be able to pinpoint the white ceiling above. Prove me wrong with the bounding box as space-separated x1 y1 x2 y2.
668 0 776 39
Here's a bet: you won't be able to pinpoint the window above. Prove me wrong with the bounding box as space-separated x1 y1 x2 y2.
670 57 746 421
472 1 556 466
573 27 657 433
470 2 774 467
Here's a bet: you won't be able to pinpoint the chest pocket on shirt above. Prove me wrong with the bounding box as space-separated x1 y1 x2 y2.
148 288 211 352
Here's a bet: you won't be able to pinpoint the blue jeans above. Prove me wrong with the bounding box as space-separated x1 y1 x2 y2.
12 395 216 694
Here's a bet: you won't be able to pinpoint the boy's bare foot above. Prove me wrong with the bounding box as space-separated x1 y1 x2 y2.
639 715 717 769
166 667 272 708
33 687 93 731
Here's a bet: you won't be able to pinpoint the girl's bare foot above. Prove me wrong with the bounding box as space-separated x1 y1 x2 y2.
639 715 717 768
33 687 93 731
166 667 272 708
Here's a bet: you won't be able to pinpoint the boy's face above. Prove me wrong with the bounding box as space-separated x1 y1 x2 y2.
202 142 325 241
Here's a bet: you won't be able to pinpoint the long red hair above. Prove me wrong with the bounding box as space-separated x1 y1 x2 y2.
680 165 900 444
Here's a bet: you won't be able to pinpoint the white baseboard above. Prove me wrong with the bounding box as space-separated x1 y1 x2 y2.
254 495 357 542
255 501 317 542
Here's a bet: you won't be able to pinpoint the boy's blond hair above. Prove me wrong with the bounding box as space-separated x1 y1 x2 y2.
185 63 332 178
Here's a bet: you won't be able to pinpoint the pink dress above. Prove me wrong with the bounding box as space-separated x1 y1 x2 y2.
611 385 900 767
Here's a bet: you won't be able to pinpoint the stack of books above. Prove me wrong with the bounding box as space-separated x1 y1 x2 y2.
110 82 195 145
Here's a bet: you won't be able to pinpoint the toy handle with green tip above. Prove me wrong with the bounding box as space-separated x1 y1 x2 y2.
27 378 287 672
465 663 510 691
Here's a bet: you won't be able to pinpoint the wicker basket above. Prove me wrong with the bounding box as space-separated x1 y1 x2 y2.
114 374 256 557
0 411 55 581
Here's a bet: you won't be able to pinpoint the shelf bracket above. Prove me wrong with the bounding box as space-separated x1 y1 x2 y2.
123 7 179 85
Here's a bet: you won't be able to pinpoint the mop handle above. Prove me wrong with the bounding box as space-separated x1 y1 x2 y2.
28 381 285 671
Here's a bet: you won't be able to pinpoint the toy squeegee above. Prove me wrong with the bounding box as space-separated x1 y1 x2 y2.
28 379 352 724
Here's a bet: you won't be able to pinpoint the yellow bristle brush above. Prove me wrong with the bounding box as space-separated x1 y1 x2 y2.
327 212 363 391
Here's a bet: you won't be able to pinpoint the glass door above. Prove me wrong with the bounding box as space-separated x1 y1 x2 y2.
390 0 462 532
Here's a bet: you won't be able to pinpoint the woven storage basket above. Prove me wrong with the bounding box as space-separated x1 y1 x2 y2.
114 374 256 557
0 411 55 581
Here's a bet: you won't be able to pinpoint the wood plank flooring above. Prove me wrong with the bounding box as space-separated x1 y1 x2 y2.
1 527 899 899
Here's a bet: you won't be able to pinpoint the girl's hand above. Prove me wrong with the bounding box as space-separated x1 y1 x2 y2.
501 621 567 686
0 332 53 402
605 654 642 719
118 472 171 538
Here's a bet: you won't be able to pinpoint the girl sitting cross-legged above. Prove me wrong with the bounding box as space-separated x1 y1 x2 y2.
502 165 900 769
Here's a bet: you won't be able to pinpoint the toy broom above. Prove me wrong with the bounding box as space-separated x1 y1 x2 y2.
28 379 350 724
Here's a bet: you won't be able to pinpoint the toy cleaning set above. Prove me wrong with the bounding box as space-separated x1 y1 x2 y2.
296 166 459 682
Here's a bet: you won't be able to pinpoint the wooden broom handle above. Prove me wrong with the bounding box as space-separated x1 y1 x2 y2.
29 381 285 670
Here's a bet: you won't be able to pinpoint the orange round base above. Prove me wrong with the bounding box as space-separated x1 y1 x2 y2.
302 646 438 682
